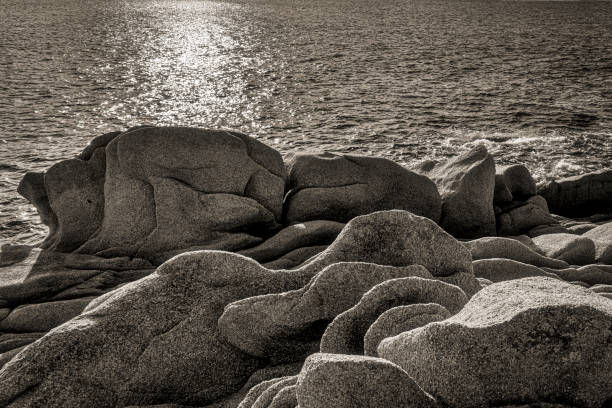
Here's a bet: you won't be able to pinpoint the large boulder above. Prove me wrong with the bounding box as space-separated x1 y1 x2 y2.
0 251 317 407
419 145 496 238
320 277 467 354
283 153 441 224
295 353 437 408
218 262 432 359
17 131 120 251
497 202 558 236
465 237 569 269
537 169 612 217
582 222 612 264
532 233 596 265
21 127 287 262
378 277 612 408
500 164 537 200
298 210 474 279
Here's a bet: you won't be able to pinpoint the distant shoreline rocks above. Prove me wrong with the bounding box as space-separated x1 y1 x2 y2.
1 126 611 407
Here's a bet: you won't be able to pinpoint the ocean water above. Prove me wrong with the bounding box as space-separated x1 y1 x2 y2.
1 0 611 245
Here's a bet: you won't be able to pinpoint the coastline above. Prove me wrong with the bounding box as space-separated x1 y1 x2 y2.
0 126 610 407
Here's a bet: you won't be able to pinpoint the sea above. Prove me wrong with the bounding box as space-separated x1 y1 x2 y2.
1 0 611 245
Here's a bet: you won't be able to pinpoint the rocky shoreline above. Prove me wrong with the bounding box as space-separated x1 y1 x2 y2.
0 126 610 407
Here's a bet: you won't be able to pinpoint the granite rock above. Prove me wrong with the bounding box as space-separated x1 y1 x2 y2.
283 153 441 224
421 145 496 238
363 303 450 357
465 237 569 269
296 353 437 408
378 277 612 408
320 277 467 354
532 233 596 265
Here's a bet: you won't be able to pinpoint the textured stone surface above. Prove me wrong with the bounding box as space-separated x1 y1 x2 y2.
73 127 286 261
493 174 513 204
268 384 296 408
320 277 467 354
497 202 558 236
298 210 474 279
237 376 297 408
219 262 432 359
262 246 327 270
296 353 437 408
0 251 317 407
284 153 441 224
0 246 153 306
421 145 496 238
472 259 560 283
538 169 612 217
542 265 612 286
17 131 119 251
583 221 612 264
465 237 569 268
238 221 344 264
363 303 450 357
0 297 94 332
533 233 596 265
0 332 45 353
378 277 612 408
501 164 536 199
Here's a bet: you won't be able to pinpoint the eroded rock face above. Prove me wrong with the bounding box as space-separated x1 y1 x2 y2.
296 353 437 408
582 222 612 264
283 153 442 224
465 237 569 269
299 210 474 279
532 233 596 265
420 145 496 238
19 127 287 263
472 259 560 283
497 202 558 236
218 262 432 360
74 127 286 262
363 303 450 357
17 131 119 252
378 277 612 408
0 251 316 407
320 277 467 355
538 169 612 217
501 164 537 200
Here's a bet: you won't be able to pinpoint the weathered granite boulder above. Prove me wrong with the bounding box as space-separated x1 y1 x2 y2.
298 210 474 279
465 237 569 269
497 202 558 236
27 127 286 262
532 233 596 265
237 376 297 408
0 251 317 407
419 145 496 238
493 174 513 204
296 353 437 408
218 262 432 359
538 169 612 217
0 297 94 332
363 303 450 357
237 220 344 264
17 131 120 251
283 153 441 224
472 259 560 282
582 222 612 264
378 277 612 408
501 164 537 199
541 264 612 286
320 277 467 354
